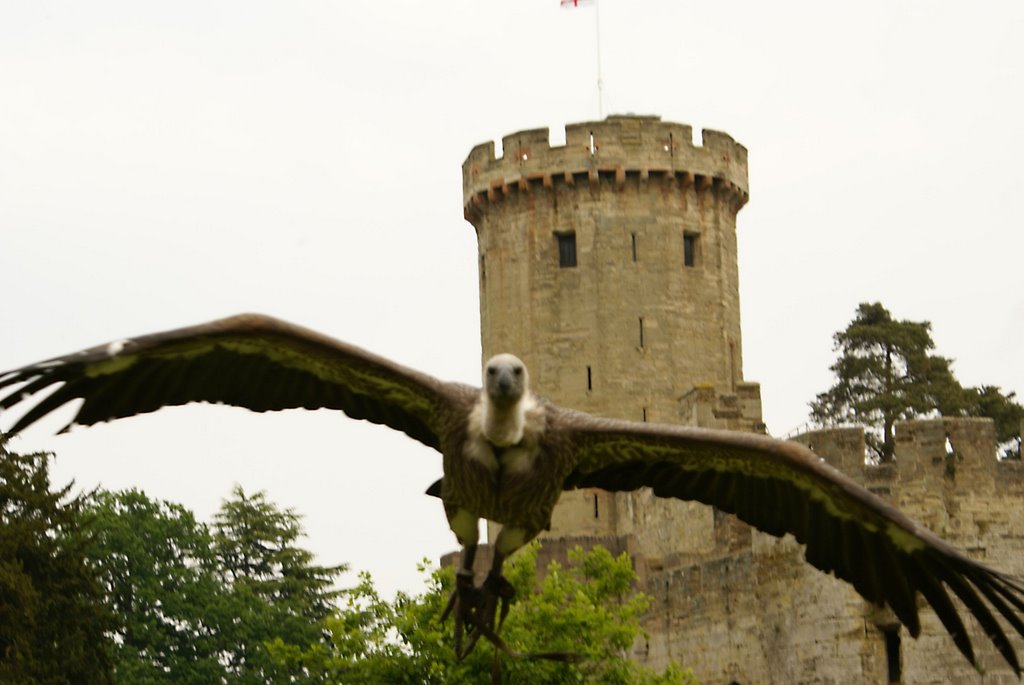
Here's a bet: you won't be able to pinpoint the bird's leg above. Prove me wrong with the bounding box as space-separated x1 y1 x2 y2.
441 509 487 659
440 515 533 659
443 543 487 659
475 526 528 636
482 548 516 631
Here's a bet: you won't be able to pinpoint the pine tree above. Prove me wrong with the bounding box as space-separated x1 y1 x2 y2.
213 486 344 684
810 303 971 461
0 441 114 684
811 303 1023 462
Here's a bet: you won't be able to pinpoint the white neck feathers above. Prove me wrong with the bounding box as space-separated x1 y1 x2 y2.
481 391 535 447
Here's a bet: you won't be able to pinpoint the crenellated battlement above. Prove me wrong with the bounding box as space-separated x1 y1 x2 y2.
792 418 1024 526
462 115 749 215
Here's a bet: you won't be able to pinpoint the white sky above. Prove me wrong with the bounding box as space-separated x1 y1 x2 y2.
2 1 1022 599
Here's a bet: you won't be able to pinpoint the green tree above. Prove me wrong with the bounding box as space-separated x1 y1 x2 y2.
213 486 344 684
80 485 344 684
0 441 113 684
81 489 227 684
811 303 1024 462
810 303 973 461
968 385 1024 459
299 542 695 684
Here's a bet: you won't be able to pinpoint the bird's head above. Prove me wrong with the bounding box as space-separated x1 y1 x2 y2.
483 354 529 409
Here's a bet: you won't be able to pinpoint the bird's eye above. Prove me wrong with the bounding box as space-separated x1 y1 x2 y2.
513 367 523 376
487 368 496 376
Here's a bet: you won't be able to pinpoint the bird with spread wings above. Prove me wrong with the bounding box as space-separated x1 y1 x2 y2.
2 313 1024 673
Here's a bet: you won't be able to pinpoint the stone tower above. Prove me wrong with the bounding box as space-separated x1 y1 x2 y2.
462 115 763 546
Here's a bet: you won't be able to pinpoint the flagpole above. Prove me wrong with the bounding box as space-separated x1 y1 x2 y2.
595 0 604 119
561 0 605 119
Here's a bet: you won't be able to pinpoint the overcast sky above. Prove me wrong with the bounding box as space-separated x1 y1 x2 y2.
2 1 1022 599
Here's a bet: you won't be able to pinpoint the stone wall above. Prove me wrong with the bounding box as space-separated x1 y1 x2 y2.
669 417 1024 685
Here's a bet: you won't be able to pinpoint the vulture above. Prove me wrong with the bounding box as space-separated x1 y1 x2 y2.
2 313 1024 672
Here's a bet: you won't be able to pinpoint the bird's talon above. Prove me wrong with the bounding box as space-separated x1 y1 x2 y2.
441 571 517 659
484 572 515 600
442 570 491 659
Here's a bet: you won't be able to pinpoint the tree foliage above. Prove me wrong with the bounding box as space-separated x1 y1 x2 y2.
80 486 344 684
0 441 113 684
969 385 1024 459
10 467 694 684
81 489 229 684
811 302 1023 461
212 486 343 684
294 542 696 685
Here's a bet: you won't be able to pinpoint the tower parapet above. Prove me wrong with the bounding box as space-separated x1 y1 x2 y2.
463 115 748 220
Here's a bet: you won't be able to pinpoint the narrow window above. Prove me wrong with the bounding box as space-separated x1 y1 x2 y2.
479 254 486 283
589 131 596 155
586 366 592 391
631 233 638 262
642 407 647 422
729 338 737 391
683 233 697 267
638 317 645 348
884 627 901 683
556 232 577 268
593 494 599 518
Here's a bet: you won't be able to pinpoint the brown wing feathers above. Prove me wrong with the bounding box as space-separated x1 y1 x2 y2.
571 456 919 633
0 314 457 450
564 422 1024 673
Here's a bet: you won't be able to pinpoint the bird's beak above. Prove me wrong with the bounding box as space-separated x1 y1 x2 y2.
488 368 521 407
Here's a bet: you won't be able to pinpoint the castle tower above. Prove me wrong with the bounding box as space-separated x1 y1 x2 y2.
462 115 763 544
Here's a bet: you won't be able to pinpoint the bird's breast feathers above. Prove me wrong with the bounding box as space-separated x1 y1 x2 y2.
464 394 545 474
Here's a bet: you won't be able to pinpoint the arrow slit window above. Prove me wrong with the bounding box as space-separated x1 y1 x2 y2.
556 232 577 268
683 232 698 267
